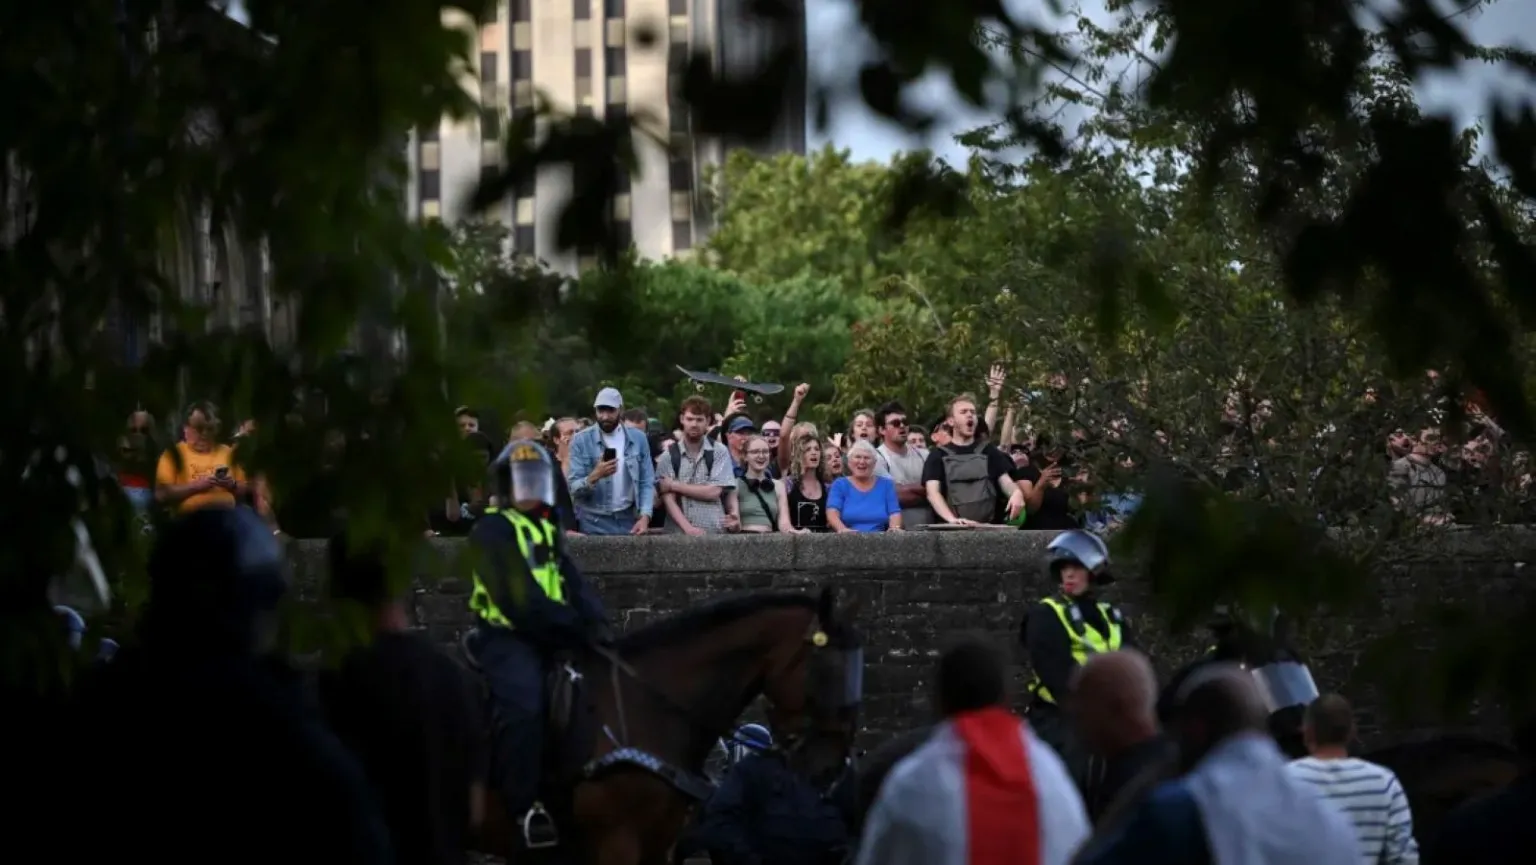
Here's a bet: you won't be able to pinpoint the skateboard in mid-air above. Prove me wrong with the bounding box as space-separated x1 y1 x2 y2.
677 366 784 402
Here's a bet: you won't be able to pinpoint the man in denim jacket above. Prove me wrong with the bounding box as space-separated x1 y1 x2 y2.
565 386 656 535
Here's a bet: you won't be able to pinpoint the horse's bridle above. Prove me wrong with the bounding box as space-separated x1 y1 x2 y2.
771 620 863 754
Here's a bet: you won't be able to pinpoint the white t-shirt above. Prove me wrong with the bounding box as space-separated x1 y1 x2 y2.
602 427 631 510
876 443 931 527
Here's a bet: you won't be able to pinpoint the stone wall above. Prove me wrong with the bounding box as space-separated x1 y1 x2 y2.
289 529 1535 747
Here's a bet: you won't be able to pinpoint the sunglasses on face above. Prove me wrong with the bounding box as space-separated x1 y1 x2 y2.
887 418 907 428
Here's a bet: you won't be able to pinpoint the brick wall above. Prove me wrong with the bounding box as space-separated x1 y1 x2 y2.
289 529 1535 747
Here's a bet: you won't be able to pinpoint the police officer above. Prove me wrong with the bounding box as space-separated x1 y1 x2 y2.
691 723 852 865
725 723 774 768
676 723 779 864
468 439 611 846
1021 529 1134 798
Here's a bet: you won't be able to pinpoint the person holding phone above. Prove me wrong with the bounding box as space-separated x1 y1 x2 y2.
564 387 656 535
1011 436 1078 530
154 401 248 515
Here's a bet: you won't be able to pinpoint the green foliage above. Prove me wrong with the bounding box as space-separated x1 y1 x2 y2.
436 222 901 429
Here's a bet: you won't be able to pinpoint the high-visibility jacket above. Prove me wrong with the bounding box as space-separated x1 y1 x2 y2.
1027 596 1123 705
469 507 566 628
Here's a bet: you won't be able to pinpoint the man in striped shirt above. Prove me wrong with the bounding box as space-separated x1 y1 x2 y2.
1288 694 1418 865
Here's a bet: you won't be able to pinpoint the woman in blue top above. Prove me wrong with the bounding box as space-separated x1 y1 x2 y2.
827 440 903 533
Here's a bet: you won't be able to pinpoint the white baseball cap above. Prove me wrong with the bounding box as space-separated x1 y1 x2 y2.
594 387 623 409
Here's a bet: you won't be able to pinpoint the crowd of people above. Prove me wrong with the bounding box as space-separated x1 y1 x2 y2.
116 360 1524 543
447 372 1106 540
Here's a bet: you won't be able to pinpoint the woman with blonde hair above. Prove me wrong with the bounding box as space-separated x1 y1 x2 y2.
785 426 830 531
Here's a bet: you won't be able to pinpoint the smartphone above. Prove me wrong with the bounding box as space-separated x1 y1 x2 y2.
214 465 230 479
601 447 617 462
730 389 747 406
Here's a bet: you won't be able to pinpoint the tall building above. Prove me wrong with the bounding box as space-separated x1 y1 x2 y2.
406 0 806 273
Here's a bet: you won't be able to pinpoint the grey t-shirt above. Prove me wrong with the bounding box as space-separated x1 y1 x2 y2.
876 443 931 527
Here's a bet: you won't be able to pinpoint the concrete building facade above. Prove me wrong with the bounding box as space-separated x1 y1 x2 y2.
406 0 806 274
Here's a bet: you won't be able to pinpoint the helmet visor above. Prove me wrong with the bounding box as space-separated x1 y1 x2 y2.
509 460 555 507
1249 661 1319 712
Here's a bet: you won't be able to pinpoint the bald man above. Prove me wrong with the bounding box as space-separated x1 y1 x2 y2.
1069 651 1175 824
1078 664 1358 865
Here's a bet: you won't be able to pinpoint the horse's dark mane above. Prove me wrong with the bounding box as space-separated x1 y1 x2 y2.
616 591 819 656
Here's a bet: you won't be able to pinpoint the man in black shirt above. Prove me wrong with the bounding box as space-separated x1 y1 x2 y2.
319 530 487 865
1012 436 1079 530
1069 650 1175 826
921 393 1024 525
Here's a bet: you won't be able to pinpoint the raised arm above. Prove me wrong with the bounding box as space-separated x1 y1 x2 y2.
777 383 810 473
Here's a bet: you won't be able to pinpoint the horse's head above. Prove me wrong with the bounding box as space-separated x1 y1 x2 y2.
763 585 864 784
614 586 864 786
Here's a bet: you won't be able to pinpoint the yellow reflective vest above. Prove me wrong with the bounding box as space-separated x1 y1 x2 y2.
469 507 567 628
1027 595 1123 705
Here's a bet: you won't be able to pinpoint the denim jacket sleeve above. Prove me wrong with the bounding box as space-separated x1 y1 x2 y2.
632 428 656 518
565 428 596 501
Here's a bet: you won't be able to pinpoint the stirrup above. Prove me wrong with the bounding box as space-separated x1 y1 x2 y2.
521 801 559 849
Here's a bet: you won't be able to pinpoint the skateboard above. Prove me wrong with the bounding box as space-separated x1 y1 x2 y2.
677 366 785 401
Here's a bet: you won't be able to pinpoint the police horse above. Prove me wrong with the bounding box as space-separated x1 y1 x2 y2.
850 612 1520 847
466 586 863 865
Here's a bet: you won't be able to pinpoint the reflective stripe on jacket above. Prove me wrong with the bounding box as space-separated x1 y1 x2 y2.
470 508 566 627
1028 597 1122 704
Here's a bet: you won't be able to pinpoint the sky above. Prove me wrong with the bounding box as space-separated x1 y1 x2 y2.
806 0 1536 165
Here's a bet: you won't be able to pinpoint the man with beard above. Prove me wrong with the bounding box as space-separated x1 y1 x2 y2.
565 386 655 535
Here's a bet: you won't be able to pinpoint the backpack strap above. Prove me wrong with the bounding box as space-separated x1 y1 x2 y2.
670 444 717 481
746 480 778 530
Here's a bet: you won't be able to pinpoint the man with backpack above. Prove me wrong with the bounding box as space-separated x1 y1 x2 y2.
658 395 740 534
922 393 1026 525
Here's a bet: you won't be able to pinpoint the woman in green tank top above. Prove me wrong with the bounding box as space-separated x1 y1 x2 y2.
735 436 800 533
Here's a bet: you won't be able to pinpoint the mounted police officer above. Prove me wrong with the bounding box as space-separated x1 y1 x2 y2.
467 439 612 847
1020 529 1135 798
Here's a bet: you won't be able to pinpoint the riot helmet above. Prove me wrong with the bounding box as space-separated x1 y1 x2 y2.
495 439 557 511
54 605 86 651
1045 529 1114 587
726 723 773 765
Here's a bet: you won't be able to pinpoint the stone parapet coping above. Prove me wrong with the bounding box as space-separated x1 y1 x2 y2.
286 526 1536 579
